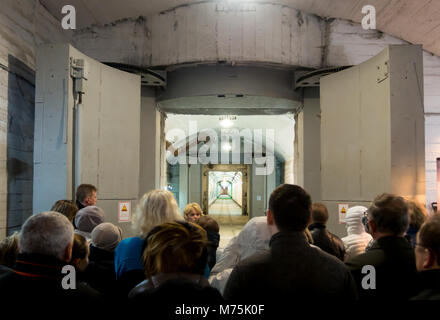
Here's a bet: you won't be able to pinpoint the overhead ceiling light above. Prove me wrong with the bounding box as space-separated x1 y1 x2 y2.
222 143 232 152
219 115 237 128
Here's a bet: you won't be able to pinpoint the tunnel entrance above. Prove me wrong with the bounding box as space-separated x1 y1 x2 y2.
208 171 243 215
205 166 248 216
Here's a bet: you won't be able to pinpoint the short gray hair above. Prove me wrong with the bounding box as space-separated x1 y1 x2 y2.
367 193 409 235
19 211 74 261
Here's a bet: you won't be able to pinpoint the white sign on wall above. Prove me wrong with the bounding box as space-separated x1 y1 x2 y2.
338 203 349 224
118 201 131 222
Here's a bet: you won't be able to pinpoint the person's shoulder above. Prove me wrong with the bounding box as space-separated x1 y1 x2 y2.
118 236 143 246
0 264 13 275
329 231 344 242
344 249 384 271
311 245 346 267
235 251 271 269
0 265 15 288
115 236 144 254
410 289 440 300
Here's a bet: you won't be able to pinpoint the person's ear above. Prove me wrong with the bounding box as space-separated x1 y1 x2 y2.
267 209 274 225
424 250 437 269
368 219 377 235
64 241 73 263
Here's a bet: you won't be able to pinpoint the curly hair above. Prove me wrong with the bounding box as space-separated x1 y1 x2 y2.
183 203 203 220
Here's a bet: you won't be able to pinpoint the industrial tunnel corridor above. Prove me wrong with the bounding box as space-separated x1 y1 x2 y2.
208 171 248 250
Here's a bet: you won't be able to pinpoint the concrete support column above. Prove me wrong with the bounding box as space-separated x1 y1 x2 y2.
188 164 202 205
266 165 276 209
294 87 321 202
250 166 266 218
139 87 161 197
179 164 189 211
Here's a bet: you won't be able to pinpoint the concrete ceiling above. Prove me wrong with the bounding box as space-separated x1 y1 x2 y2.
41 0 440 56
164 114 295 160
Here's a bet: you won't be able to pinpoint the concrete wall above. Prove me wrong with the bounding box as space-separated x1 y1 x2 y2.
0 0 70 237
294 87 321 202
188 164 202 204
4 0 440 237
73 2 324 69
72 2 440 211
140 87 162 197
232 174 243 207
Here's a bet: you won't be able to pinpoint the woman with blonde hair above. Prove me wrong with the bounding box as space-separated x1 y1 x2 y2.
114 189 183 298
183 202 203 223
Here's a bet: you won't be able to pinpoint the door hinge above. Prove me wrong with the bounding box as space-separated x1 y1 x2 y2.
376 60 389 83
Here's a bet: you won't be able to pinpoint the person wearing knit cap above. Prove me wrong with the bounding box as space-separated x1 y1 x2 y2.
85 222 122 300
91 223 122 251
74 206 105 241
342 206 373 261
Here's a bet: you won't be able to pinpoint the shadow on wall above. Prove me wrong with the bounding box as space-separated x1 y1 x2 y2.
6 55 35 235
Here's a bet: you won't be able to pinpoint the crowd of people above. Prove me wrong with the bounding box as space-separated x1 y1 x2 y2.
0 183 439 314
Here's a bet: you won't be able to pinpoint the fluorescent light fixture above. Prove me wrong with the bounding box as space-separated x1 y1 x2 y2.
220 119 233 128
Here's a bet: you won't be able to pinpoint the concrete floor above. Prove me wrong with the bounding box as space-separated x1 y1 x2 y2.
209 198 242 216
208 198 249 251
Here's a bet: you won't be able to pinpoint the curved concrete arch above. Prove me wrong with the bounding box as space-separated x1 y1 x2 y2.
72 2 324 68
167 130 286 163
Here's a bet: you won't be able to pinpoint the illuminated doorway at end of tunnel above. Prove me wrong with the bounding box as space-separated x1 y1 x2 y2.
208 171 243 215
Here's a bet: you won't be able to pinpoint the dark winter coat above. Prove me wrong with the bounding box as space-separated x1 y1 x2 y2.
223 231 358 301
309 223 346 261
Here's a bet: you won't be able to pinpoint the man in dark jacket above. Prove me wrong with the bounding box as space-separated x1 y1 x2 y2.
75 183 98 210
309 202 345 260
345 193 417 300
223 184 357 302
0 211 102 309
411 215 440 300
